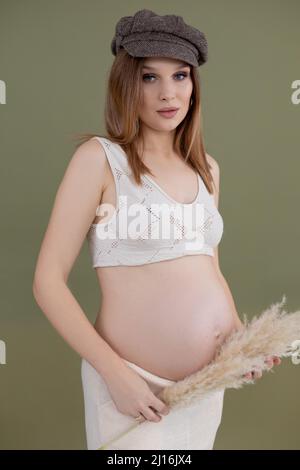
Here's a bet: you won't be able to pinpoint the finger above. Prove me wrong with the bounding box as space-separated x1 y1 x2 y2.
265 356 274 364
152 397 170 416
253 370 263 379
244 370 262 380
140 405 161 423
243 371 253 379
264 358 274 368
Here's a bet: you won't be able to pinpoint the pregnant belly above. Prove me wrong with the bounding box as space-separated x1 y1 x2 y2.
95 277 237 381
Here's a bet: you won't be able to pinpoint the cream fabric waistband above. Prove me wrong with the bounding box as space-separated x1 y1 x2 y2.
123 359 176 387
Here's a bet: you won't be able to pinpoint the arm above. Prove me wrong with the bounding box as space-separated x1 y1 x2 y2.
206 153 244 331
32 139 126 380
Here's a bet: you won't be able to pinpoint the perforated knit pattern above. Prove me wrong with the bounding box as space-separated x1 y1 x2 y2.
86 137 224 267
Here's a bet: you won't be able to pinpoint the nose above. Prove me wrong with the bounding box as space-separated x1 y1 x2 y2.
159 94 176 103
159 82 176 101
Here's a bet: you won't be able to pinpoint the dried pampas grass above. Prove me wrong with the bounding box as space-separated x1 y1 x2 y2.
98 295 300 450
158 295 300 409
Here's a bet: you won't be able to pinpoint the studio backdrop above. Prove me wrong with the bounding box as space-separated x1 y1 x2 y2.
0 0 299 450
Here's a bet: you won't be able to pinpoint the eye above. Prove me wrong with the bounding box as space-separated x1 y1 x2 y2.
142 72 189 82
176 72 189 80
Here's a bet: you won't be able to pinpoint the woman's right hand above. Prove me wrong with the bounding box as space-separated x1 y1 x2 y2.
243 355 281 380
104 362 171 423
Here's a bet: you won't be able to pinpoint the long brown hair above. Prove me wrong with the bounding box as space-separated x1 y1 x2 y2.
72 49 214 194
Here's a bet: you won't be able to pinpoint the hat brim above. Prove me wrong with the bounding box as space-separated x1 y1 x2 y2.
121 40 199 67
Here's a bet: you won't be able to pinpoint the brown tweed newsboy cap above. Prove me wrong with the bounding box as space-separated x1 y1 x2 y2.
111 9 208 67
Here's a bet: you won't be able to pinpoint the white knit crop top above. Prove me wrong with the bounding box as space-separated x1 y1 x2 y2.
86 137 224 267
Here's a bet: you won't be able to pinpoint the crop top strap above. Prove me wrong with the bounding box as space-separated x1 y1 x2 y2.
91 136 131 182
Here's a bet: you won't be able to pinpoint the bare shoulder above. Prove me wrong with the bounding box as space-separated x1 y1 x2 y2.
70 137 107 171
32 137 109 285
65 137 111 194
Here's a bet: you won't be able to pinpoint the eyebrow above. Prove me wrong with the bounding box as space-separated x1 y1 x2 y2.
142 62 189 70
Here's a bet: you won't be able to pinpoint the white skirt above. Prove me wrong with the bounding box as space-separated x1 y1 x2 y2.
81 357 225 450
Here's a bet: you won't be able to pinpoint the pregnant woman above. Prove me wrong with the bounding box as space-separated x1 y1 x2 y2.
32 9 280 450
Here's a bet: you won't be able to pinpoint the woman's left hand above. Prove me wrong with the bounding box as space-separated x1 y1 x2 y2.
243 355 281 380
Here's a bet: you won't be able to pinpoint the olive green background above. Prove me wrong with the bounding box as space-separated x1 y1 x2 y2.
0 0 299 450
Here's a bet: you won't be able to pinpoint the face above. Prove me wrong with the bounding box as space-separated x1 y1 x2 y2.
138 57 193 133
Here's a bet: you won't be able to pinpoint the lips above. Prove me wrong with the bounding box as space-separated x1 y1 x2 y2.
157 108 179 112
157 109 179 118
